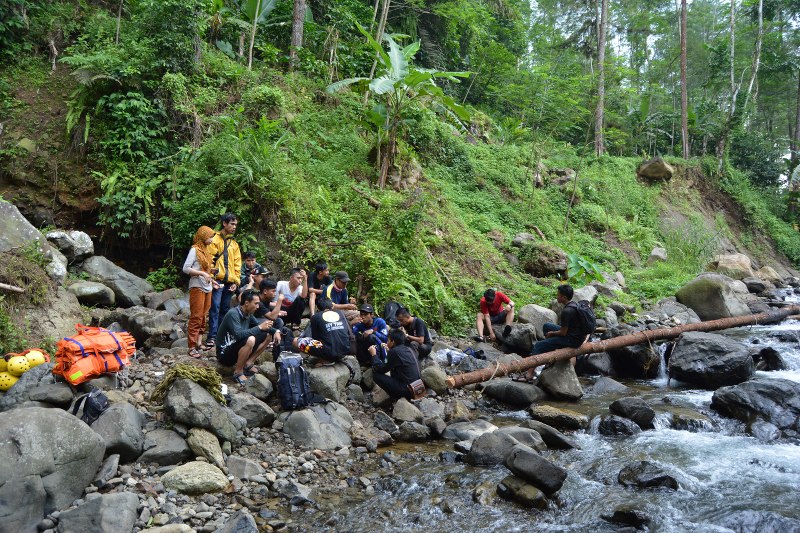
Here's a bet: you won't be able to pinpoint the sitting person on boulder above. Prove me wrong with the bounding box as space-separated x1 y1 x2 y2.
369 328 421 400
397 307 433 359
255 279 286 327
239 265 270 295
275 268 308 328
240 251 269 287
293 297 352 365
475 288 515 343
352 303 388 366
323 271 359 318
307 261 332 316
216 289 280 386
520 284 588 382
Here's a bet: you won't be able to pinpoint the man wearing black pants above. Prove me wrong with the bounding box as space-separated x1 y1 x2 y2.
397 307 433 359
369 329 421 400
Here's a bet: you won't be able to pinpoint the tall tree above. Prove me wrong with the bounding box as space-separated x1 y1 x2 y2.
680 0 690 158
594 0 609 155
289 0 306 70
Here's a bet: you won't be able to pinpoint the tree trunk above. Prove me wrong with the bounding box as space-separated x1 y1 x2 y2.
793 72 800 170
680 0 690 158
446 306 800 388
742 0 763 120
717 0 738 172
378 127 396 189
594 0 608 156
364 0 391 104
289 0 306 71
247 2 262 71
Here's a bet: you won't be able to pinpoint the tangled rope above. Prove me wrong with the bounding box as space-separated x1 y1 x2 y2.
150 363 225 405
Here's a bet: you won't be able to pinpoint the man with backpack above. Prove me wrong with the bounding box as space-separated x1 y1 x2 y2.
519 284 594 382
293 297 352 365
206 213 242 349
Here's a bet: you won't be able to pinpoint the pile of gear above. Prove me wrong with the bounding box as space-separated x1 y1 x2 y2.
0 349 50 390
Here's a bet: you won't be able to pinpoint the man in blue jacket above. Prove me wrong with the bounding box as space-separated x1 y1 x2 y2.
352 304 388 366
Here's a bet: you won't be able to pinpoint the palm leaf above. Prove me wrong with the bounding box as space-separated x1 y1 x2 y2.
385 34 408 79
369 76 397 95
326 77 369 93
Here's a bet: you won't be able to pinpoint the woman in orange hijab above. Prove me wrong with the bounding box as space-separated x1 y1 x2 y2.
183 226 217 357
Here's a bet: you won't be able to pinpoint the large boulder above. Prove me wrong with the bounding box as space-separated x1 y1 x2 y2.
229 392 276 427
442 419 498 442
0 202 65 284
650 298 701 325
464 428 544 466
609 397 655 430
636 157 675 181
276 402 353 450
519 419 579 450
56 492 138 533
537 360 583 401
22 288 85 349
518 304 558 339
528 404 589 431
0 407 105 533
707 253 755 280
618 461 678 490
79 255 153 307
164 379 246 444
113 306 175 347
482 378 547 407
669 332 754 389
675 273 751 320
711 378 800 435
0 363 62 412
67 281 116 307
91 402 145 462
597 414 642 436
497 475 548 509
308 363 351 402
495 323 537 355
45 230 94 263
144 288 184 310
161 461 230 494
504 444 567 495
518 242 568 277
742 277 768 294
603 324 660 378
138 429 192 466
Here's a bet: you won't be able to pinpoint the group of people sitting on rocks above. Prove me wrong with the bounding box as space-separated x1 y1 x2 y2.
184 214 590 398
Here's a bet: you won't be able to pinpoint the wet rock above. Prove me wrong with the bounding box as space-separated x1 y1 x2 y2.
585 376 628 394
227 456 264 481
67 281 116 307
538 360 583 401
520 420 579 450
395 421 430 442
215 510 258 533
529 404 588 430
464 427 543 466
597 415 642 436
618 461 678 490
667 408 715 432
575 352 616 377
636 157 674 181
670 332 754 389
504 444 567 495
79 255 153 307
0 407 105 532
56 492 138 533
496 475 548 509
308 363 350 402
91 402 145 462
186 428 225 469
602 505 651 528
753 346 786 371
161 461 230 494
518 304 558 339
277 402 353 450
609 397 655 430
392 398 424 423
676 272 751 320
164 379 246 444
711 377 800 434
138 429 191 466
421 366 448 395
481 378 547 407
228 392 276 428
750 420 781 442
472 481 497 505
442 419 498 441
604 325 660 378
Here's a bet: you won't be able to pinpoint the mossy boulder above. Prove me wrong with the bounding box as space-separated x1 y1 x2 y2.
517 242 567 277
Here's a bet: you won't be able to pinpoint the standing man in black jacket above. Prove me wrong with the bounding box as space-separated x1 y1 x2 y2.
369 329 421 400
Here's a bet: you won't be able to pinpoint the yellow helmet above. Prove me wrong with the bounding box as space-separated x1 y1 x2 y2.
25 350 47 368
0 357 6 372
0 371 18 391
6 355 31 377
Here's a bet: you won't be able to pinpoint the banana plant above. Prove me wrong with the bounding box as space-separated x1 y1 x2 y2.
240 0 278 70
327 23 470 189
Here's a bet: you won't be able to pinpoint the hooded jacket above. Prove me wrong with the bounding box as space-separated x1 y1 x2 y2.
207 232 242 284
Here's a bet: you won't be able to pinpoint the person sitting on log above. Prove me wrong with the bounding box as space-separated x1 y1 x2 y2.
397 307 433 359
518 284 586 383
293 297 352 366
216 289 280 386
369 328 421 401
352 303 388 366
475 288 515 343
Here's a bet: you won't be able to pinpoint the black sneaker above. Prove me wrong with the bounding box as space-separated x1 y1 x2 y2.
503 325 512 337
473 335 485 342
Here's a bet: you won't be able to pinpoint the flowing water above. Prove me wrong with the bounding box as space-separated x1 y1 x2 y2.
318 295 800 532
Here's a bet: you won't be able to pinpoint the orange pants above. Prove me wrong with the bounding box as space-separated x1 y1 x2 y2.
188 287 212 348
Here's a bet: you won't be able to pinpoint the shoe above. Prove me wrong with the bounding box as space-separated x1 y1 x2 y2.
232 373 248 387
243 364 259 377
503 325 512 337
189 348 203 359
473 335 485 342
203 339 215 351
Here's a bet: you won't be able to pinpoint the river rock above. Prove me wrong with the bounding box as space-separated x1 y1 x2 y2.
742 277 768 293
518 242 568 277
277 402 353 450
666 408 716 432
729 279 750 294
186 428 225 469
647 247 668 265
618 461 678 490
575 352 616 377
585 376 629 394
56 492 138 533
228 392 276 427
520 419 579 449
669 332 754 389
0 407 105 532
442 419 498 441
651 298 701 324
79 255 153 307
464 430 538 466
711 377 800 434
395 421 430 441
538 360 583 401
675 273 751 320
161 461 230 494
602 505 652 528
714 510 800 533
91 402 145 462
609 397 655 430
392 398 424 423
138 429 191 466
604 325 660 378
597 414 642 436
227 456 264 481
505 444 567 495
113 306 174 347
496 475 548 509
518 304 558 339
144 288 184 310
45 229 94 262
421 365 448 395
308 363 350 402
67 281 116 307
756 266 782 284
482 378 547 407
636 157 674 181
529 404 588 430
215 510 258 533
754 346 786 371
707 253 755 280
244 373 274 401
164 379 246 444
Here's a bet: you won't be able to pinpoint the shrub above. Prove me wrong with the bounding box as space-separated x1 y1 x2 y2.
241 85 286 119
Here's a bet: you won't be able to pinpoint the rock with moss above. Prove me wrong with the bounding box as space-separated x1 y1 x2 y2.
517 242 568 277
675 272 750 320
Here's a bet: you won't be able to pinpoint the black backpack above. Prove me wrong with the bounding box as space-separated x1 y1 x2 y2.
70 388 110 425
567 300 596 339
276 352 327 410
383 301 402 329
272 327 294 360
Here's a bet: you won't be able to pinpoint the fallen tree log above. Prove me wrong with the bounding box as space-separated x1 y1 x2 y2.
0 283 24 294
446 305 800 389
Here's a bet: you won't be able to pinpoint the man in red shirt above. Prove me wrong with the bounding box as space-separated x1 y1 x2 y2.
475 288 515 343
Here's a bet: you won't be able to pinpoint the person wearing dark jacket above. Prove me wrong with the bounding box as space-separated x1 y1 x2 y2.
396 307 433 359
352 303 389 366
369 329 421 400
216 290 280 386
293 297 352 364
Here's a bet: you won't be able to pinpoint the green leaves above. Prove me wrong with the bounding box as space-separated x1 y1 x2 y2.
240 0 278 24
566 253 605 286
